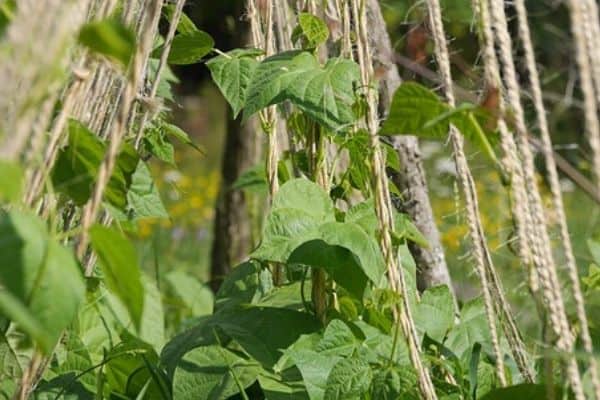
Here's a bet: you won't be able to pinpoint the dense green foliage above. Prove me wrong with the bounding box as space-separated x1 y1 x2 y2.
1 2 599 400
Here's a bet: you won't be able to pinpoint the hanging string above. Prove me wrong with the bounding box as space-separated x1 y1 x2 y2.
247 0 279 198
486 0 586 396
77 0 164 267
351 1 437 398
514 0 600 397
582 0 600 108
426 0 518 385
566 0 600 192
134 0 186 149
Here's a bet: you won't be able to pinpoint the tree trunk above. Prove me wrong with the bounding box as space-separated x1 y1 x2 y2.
210 112 259 292
366 0 454 294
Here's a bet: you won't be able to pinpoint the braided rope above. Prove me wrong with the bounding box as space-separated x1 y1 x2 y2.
566 0 600 191
487 0 585 396
134 0 186 149
77 0 164 266
426 0 519 385
351 1 437 398
514 1 600 397
247 0 279 198
582 0 600 109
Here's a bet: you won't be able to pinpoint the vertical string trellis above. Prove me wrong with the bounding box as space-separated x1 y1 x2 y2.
77 0 164 266
350 0 438 398
513 0 600 397
425 0 538 385
566 0 600 191
247 0 280 199
484 0 586 396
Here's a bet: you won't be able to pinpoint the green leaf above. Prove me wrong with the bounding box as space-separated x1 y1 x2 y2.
244 52 360 131
293 13 330 49
0 211 85 353
323 357 373 400
252 178 334 262
157 30 214 65
172 345 260 400
51 119 139 210
258 369 310 400
588 239 600 265
0 332 21 386
414 285 455 342
126 161 169 221
106 276 165 352
162 122 204 153
272 178 335 221
380 82 450 138
289 349 341 400
164 4 198 34
215 261 264 311
206 48 262 118
216 307 320 368
371 367 419 400
316 320 358 357
380 82 497 162
0 160 22 203
165 270 214 317
445 297 491 359
288 221 385 298
89 225 144 330
143 126 176 165
232 164 267 194
78 19 136 68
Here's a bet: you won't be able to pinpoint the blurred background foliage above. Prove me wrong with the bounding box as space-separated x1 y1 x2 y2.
134 0 600 337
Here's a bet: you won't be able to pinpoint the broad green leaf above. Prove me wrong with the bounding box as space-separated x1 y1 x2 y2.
89 225 144 330
172 345 260 400
445 297 491 359
244 51 318 121
288 221 385 298
215 261 264 311
52 119 139 210
323 357 372 400
292 13 330 49
256 281 308 310
162 122 204 152
582 264 600 291
0 211 85 353
285 57 360 131
78 19 136 68
316 319 358 357
252 179 335 262
380 82 449 138
346 199 428 247
106 276 165 352
480 384 563 400
371 367 419 400
588 239 600 265
0 160 22 203
157 30 214 65
0 332 21 386
289 349 341 400
206 48 262 117
258 369 310 400
165 270 213 317
244 52 360 130
147 58 179 101
216 307 320 368
380 82 498 162
143 125 175 165
232 164 267 194
164 4 198 34
126 161 169 221
414 285 455 342
272 178 335 221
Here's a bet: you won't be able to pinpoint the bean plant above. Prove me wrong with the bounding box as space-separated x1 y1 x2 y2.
0 2 597 400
